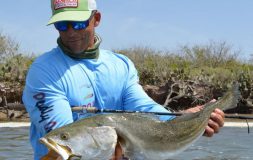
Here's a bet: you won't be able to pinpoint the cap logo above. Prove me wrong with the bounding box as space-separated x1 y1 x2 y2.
54 0 78 10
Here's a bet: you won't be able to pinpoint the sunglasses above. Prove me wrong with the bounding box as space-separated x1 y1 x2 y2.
54 20 89 31
54 11 96 31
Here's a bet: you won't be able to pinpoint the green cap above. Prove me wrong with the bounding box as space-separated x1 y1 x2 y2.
48 0 97 25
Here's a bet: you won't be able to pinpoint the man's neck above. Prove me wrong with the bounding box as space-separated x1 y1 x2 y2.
57 34 102 59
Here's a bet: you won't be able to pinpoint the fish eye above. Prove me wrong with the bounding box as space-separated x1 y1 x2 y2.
60 132 70 140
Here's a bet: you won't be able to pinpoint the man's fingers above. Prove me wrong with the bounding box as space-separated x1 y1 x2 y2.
214 108 225 119
41 150 62 160
204 125 214 137
184 105 203 113
111 141 123 160
204 109 225 137
211 111 224 127
210 99 217 103
204 118 220 137
208 118 220 133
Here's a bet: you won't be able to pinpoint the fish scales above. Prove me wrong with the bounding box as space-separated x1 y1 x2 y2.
40 83 240 160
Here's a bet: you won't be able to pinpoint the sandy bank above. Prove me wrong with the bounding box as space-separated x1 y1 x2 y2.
0 122 31 128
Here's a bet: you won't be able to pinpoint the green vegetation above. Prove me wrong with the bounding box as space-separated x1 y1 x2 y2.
0 32 34 84
1 32 253 106
116 42 253 91
0 32 35 107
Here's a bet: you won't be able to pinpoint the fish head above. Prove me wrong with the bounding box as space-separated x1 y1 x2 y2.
40 125 118 160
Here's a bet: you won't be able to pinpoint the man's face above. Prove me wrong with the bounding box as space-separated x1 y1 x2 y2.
57 12 100 53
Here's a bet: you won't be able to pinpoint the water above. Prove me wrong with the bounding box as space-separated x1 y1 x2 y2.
0 127 32 160
171 127 253 160
0 126 252 160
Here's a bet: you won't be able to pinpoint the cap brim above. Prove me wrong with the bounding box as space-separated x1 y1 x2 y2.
47 10 92 25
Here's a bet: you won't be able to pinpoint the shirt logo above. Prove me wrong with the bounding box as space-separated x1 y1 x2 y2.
54 0 78 10
33 92 54 123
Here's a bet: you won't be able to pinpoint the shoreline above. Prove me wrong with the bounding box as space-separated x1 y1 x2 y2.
0 121 253 128
225 122 253 127
0 122 31 128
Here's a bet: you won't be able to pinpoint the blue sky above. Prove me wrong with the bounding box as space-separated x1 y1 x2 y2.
0 0 252 59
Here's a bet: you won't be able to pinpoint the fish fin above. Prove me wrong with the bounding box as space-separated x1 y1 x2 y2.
226 82 241 110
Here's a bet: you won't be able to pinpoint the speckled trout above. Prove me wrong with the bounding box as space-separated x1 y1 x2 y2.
40 83 240 160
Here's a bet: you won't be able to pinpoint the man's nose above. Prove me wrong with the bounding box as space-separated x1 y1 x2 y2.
65 23 77 34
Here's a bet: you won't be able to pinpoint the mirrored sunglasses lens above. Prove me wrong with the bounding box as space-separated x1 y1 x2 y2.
54 22 68 31
72 21 89 30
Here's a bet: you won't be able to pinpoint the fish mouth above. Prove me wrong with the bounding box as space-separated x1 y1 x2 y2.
40 137 81 160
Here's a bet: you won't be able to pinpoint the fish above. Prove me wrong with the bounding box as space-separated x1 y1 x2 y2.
40 126 118 160
40 83 240 160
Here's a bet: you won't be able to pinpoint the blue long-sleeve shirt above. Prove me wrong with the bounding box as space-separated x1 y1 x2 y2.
22 47 174 160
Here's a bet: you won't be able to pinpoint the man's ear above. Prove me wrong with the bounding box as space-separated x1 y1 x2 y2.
93 11 101 27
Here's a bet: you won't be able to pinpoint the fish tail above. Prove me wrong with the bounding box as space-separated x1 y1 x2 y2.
204 82 240 112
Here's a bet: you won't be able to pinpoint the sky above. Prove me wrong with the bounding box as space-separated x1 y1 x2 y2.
0 0 253 59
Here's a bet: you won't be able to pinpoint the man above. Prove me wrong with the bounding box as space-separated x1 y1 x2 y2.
22 0 225 159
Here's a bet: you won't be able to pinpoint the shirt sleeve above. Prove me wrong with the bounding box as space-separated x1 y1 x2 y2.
22 63 73 159
121 56 175 121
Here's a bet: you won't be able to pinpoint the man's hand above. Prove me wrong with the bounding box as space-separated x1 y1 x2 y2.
111 142 123 160
40 150 63 160
203 108 225 137
184 100 225 137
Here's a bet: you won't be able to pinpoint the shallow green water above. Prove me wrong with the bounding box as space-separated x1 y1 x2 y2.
0 127 252 160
